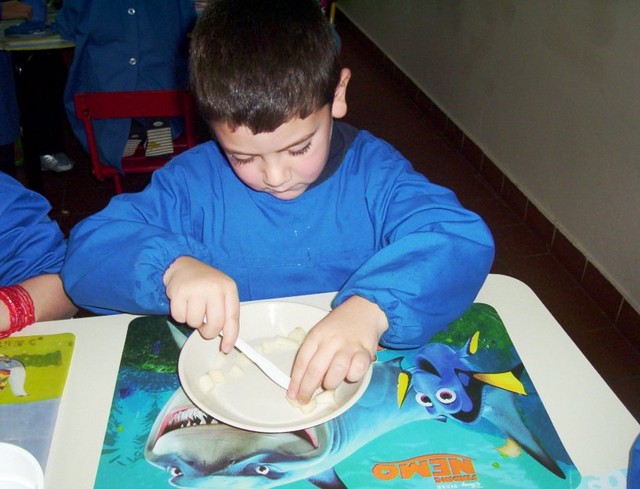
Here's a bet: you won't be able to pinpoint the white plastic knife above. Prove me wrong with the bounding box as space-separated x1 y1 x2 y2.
222 332 292 390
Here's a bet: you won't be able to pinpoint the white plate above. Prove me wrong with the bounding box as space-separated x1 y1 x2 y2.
178 301 372 433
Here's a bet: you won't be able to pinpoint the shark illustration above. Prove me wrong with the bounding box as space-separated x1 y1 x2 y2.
397 331 571 479
145 355 428 488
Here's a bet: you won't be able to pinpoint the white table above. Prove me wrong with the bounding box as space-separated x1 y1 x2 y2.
17 274 639 488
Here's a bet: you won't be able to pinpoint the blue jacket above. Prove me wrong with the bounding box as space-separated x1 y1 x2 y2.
0 172 67 285
56 0 196 171
62 127 495 348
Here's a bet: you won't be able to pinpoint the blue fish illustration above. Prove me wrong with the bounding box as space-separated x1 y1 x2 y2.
397 331 571 479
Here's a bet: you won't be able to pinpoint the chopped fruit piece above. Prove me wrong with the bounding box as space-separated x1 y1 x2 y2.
207 369 225 384
287 396 318 414
229 364 244 377
315 389 337 406
287 327 307 345
211 353 228 369
198 374 215 393
274 335 300 349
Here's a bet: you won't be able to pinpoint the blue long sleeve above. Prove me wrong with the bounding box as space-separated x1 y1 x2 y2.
0 173 67 285
62 130 494 346
330 135 494 347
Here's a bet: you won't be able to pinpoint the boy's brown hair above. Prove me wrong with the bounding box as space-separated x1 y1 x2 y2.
190 0 341 134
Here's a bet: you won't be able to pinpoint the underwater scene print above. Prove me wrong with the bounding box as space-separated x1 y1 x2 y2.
93 304 582 488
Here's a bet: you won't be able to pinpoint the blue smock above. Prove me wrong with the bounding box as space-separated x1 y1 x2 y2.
0 172 67 285
62 125 495 348
56 0 196 171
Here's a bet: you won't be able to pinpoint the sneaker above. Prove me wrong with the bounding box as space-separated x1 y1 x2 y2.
40 153 75 173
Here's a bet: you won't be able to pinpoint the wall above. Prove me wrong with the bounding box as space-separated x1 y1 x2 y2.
338 0 640 312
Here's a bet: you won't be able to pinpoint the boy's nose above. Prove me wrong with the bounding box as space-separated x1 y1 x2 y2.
263 162 292 188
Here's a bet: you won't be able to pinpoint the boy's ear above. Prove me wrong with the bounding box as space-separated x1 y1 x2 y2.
331 68 351 119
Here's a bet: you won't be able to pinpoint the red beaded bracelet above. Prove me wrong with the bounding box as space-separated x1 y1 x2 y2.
0 285 36 339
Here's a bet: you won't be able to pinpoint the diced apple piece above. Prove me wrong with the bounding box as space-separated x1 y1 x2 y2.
207 369 225 385
315 389 337 406
229 364 244 377
299 398 317 414
274 335 300 350
198 373 215 393
211 353 228 369
286 396 318 414
287 327 307 345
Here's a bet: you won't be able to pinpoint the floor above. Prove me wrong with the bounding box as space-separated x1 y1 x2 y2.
23 18 640 424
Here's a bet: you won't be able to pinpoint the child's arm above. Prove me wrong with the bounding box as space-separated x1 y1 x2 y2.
331 133 495 351
287 295 388 404
61 157 219 315
163 256 239 352
1 275 78 336
20 274 78 324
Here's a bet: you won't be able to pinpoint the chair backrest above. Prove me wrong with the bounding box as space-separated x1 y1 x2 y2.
74 90 195 121
73 90 198 193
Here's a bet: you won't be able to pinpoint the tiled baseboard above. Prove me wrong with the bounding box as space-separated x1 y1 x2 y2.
336 10 640 350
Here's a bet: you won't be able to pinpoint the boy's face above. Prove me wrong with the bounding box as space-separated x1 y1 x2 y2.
213 69 351 201
214 105 333 201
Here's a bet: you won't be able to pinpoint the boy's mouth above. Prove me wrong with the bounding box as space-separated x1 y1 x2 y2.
267 184 307 199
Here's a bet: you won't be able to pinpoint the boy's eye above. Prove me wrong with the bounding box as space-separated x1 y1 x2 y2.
230 155 255 165
289 141 312 157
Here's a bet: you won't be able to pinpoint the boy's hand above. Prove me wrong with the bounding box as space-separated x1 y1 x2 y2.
287 295 388 404
163 256 239 352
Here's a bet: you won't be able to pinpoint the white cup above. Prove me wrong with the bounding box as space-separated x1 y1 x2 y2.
0 443 44 489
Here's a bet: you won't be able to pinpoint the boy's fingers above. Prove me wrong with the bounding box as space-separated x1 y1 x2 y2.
197 322 216 340
219 292 240 353
295 377 321 405
199 303 224 339
287 342 315 400
320 351 351 391
186 300 207 329
221 284 240 351
345 350 372 383
169 302 186 324
295 352 334 404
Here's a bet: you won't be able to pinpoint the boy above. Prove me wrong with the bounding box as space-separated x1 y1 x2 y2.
61 0 494 404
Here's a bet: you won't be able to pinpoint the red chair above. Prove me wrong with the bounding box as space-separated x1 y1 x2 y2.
73 90 198 194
